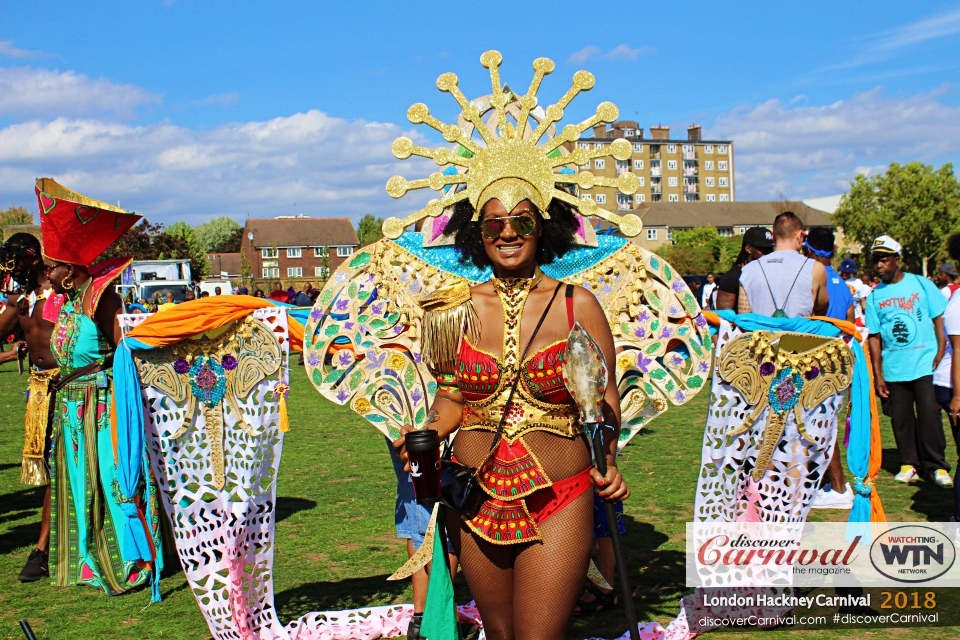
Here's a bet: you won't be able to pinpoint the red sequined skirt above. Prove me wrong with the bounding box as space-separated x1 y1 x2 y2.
465 436 592 545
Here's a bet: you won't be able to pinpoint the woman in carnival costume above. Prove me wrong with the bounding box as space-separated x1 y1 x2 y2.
36 178 163 596
304 52 711 639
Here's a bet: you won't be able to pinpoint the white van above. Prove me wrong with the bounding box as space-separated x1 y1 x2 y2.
199 280 234 297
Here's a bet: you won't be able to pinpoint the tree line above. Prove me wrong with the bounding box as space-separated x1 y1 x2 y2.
657 161 959 278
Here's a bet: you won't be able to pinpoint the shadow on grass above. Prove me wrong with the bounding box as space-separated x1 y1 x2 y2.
276 497 317 524
0 462 21 472
880 447 956 521
275 573 407 620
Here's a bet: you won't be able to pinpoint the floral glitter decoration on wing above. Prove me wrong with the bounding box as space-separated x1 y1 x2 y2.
174 358 190 375
221 355 238 371
189 356 227 408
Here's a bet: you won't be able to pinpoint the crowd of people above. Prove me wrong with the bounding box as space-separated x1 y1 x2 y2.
696 212 960 513
121 281 321 314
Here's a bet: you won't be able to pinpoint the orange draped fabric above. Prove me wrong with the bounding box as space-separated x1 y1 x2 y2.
126 297 304 352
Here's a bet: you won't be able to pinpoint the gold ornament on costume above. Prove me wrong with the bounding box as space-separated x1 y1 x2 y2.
717 331 854 482
381 50 643 239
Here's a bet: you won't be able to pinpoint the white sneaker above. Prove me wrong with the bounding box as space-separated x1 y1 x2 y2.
895 465 919 483
811 482 854 509
933 469 954 488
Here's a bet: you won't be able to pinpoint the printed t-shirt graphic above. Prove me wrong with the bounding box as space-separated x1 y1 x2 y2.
865 273 947 382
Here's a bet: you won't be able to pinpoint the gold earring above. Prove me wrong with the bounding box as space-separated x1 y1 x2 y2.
62 276 74 291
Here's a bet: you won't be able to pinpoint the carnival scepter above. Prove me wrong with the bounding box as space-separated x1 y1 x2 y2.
563 322 640 640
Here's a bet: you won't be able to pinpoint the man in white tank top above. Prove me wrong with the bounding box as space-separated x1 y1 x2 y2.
737 212 829 317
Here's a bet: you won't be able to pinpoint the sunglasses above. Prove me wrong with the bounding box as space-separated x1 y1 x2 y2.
481 214 536 239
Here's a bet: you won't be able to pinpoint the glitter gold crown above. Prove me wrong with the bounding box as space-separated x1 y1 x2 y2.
381 50 643 240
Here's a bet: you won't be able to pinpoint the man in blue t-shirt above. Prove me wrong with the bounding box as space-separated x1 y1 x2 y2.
804 227 854 508
865 235 950 487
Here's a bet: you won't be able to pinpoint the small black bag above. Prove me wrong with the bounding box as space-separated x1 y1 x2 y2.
439 282 568 518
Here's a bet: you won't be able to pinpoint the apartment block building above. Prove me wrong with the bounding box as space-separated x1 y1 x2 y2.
242 216 360 284
562 122 734 212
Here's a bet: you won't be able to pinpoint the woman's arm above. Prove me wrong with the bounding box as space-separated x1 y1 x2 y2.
573 286 630 501
92 287 125 349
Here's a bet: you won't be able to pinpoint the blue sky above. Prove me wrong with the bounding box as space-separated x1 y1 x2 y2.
1 1 958 225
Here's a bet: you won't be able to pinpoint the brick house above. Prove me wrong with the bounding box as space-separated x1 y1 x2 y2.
242 216 359 287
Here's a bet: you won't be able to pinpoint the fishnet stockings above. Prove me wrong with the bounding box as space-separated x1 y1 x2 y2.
447 487 593 640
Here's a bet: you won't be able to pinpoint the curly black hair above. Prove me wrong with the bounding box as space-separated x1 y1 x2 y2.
948 233 960 264
445 197 581 270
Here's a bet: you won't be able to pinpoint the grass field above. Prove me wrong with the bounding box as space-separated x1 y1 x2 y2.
1 360 959 639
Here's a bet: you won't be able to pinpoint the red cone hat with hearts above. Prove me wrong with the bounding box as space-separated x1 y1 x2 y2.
35 178 141 266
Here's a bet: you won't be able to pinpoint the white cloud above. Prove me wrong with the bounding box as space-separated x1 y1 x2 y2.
568 44 654 64
705 85 960 200
568 46 601 64
874 8 960 51
0 40 51 59
193 92 240 107
0 109 432 224
0 67 161 119
606 44 655 60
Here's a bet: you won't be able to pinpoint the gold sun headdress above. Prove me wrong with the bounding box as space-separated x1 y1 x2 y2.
381 50 643 240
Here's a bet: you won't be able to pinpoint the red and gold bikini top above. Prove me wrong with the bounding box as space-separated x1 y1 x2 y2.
456 273 582 442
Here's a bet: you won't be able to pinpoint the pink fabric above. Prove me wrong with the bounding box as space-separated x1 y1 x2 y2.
734 477 762 523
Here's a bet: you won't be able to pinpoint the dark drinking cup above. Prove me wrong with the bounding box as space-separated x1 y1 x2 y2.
405 430 442 503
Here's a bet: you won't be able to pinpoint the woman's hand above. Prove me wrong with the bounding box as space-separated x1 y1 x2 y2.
392 423 416 473
591 465 630 502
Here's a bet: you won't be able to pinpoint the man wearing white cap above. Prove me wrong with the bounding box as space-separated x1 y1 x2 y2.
866 235 951 487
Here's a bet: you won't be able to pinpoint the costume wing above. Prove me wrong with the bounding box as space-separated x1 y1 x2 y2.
304 233 710 447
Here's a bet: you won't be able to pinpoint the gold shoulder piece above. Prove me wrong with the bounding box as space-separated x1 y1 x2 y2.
419 280 480 369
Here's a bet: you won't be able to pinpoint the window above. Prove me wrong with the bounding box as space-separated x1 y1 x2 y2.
666 228 673 240
623 129 634 137
667 144 677 153
739 227 748 234
704 145 714 154
667 160 677 170
617 194 631 210
581 194 593 200
647 228 658 240
594 159 605 170
313 247 327 257
615 159 629 174
717 228 733 237
719 177 728 187
719 194 729 202
668 194 679 202
705 177 715 187
286 247 302 258
261 247 278 259
718 161 728 171
594 143 604 150
634 193 645 203
706 194 716 202
638 176 645 186
287 267 303 277
718 145 727 154
578 142 590 149
684 194 698 202
668 177 678 187
262 267 279 278
633 159 644 170
336 246 354 257
314 266 329 278
682 145 693 153
595 194 607 204
705 161 714 170
633 143 643 152
651 194 662 202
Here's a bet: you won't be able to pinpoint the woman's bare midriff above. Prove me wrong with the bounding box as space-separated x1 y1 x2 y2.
452 427 591 482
